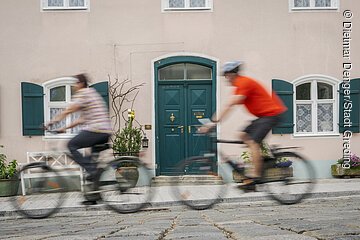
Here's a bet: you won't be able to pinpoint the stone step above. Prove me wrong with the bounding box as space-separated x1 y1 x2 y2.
151 175 223 186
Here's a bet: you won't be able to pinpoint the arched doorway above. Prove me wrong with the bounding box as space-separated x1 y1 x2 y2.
154 56 217 175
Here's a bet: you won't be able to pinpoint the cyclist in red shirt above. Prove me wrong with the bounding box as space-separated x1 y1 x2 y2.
200 61 287 190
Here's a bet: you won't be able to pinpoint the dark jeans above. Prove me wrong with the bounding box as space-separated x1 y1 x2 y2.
68 130 111 176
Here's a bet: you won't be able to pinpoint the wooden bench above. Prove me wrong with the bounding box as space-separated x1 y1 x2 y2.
20 151 85 195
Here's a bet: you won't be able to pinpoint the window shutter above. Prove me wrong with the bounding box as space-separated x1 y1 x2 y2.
21 82 44 136
272 79 294 134
91 81 109 108
339 78 360 133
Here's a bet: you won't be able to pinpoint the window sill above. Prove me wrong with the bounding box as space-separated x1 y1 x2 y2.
163 7 212 12
292 133 340 138
291 7 338 12
42 7 88 11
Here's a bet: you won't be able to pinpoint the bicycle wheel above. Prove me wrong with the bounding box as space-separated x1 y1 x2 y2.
12 164 66 219
172 156 226 210
99 157 153 213
263 152 316 205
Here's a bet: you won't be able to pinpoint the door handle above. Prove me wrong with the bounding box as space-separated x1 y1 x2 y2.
189 125 202 133
177 125 184 134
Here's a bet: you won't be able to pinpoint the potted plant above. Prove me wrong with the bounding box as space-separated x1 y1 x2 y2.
113 109 143 189
332 153 360 177
233 143 293 182
0 145 19 197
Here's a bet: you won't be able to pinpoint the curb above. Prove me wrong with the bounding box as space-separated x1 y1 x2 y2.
2 190 360 218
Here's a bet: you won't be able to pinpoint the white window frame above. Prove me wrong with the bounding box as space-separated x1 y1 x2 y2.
162 0 213 12
42 0 89 11
293 75 339 137
289 0 339 11
43 77 79 139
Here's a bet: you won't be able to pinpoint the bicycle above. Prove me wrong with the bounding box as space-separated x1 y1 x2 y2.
12 131 153 219
172 118 316 210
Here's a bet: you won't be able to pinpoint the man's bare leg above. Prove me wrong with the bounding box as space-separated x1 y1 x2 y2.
239 132 262 178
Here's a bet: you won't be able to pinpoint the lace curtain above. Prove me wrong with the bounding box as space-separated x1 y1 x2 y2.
296 103 334 133
169 0 184 8
169 0 206 8
50 108 82 134
48 0 63 7
71 112 82 134
296 105 312 132
294 0 332 7
69 0 85 7
294 0 309 7
317 103 333 132
315 0 331 7
190 0 206 7
50 108 66 129
47 0 85 7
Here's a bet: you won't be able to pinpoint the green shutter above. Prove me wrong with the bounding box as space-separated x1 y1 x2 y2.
339 78 360 133
21 82 44 136
91 82 109 108
272 79 294 134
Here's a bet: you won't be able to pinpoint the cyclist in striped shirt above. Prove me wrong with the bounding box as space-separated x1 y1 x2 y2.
46 73 112 183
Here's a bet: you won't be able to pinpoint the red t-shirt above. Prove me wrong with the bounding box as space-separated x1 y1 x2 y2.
232 76 286 117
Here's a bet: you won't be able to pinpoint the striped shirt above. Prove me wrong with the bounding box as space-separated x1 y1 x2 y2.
73 87 112 133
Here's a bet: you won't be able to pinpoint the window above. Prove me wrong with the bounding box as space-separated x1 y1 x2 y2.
159 63 212 80
42 0 88 10
290 0 338 11
21 80 109 137
272 77 360 135
295 80 337 135
162 0 213 11
44 78 81 136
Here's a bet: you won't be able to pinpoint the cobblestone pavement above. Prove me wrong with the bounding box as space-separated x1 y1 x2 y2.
1 195 359 240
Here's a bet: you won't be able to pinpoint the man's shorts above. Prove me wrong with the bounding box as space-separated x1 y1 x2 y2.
242 115 282 144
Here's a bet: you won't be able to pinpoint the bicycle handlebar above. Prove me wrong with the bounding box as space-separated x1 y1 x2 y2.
198 118 245 144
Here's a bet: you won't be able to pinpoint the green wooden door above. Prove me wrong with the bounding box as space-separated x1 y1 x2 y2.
155 56 216 175
158 82 213 175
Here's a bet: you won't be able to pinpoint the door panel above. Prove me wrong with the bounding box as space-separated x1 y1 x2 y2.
187 84 212 157
158 85 185 175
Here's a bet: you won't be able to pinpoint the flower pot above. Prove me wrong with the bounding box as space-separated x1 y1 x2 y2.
115 166 139 192
0 177 20 197
331 164 360 178
265 167 293 180
233 167 293 183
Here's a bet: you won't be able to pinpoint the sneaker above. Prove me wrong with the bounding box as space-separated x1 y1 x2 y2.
237 178 259 192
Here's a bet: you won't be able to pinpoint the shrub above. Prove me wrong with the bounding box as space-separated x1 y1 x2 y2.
240 142 291 167
0 145 18 179
113 110 142 155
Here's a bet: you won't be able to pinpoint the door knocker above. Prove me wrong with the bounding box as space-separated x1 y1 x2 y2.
170 113 175 122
